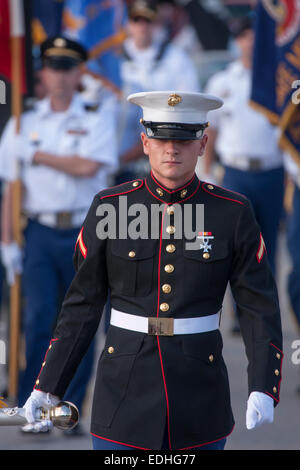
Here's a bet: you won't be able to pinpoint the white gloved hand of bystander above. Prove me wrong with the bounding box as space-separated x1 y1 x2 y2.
23 389 60 432
246 391 274 429
0 242 23 285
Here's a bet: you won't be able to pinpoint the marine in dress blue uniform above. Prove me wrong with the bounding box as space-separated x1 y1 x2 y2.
22 91 282 449
0 37 118 427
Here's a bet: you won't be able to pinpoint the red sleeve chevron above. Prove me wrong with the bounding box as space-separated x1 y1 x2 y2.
256 232 266 263
75 227 87 258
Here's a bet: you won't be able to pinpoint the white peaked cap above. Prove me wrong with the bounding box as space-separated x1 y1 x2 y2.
127 91 223 124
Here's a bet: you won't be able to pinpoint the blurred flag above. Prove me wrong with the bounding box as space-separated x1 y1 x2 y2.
62 0 127 93
31 0 65 46
0 0 27 94
250 0 300 166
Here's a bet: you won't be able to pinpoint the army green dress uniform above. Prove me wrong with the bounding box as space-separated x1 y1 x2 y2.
33 91 283 450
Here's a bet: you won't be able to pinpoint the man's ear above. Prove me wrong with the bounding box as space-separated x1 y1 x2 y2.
141 132 149 155
198 134 208 156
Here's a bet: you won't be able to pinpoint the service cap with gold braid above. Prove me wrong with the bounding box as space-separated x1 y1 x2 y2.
127 91 223 140
40 36 88 70
128 0 158 21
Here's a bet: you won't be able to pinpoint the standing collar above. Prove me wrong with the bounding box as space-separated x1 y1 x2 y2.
145 171 200 204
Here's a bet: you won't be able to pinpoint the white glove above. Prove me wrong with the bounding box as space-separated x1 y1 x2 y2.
23 390 60 432
246 391 274 429
0 242 23 285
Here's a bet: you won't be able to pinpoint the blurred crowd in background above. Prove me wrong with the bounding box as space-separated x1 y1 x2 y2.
0 0 299 435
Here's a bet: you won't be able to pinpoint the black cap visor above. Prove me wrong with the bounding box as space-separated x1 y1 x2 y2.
43 55 81 71
142 121 209 140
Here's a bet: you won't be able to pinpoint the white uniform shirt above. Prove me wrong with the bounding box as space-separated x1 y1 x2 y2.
205 60 283 168
0 93 118 213
121 38 200 92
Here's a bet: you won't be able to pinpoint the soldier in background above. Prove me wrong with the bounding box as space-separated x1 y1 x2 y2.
114 0 200 185
204 17 284 332
0 37 118 433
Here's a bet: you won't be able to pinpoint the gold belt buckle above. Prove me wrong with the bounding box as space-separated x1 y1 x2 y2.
56 212 72 229
148 317 174 336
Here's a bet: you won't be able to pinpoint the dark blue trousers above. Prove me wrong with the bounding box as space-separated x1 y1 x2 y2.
287 184 300 327
18 220 95 411
222 166 284 275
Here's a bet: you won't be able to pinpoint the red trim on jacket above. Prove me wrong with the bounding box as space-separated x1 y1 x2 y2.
150 171 196 193
201 182 245 205
268 342 284 403
100 179 144 200
155 204 172 449
256 232 266 263
145 178 200 205
75 227 87 259
91 433 150 450
33 338 59 390
178 424 235 450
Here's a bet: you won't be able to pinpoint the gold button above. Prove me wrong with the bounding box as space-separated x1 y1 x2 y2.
160 302 169 312
167 206 175 215
274 369 280 376
132 181 139 187
180 189 187 198
166 225 175 234
166 244 176 253
164 264 174 273
128 251 136 258
162 283 172 294
108 346 114 354
203 253 210 259
273 386 277 394
207 184 214 190
42 362 46 367
276 353 281 359
209 354 214 362
36 380 39 385
156 187 164 196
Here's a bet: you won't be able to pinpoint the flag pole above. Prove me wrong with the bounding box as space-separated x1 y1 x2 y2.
8 0 25 401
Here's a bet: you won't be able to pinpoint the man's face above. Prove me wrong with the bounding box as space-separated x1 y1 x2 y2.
141 133 208 187
128 16 154 49
41 66 81 100
235 28 254 62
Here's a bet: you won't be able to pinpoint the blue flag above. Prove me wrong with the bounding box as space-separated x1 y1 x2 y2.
62 0 127 92
250 0 300 166
32 0 65 45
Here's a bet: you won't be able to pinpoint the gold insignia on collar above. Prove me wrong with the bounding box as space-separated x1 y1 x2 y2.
168 93 182 107
54 38 66 48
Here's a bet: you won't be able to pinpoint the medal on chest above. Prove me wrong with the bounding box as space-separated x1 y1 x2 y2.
197 232 214 253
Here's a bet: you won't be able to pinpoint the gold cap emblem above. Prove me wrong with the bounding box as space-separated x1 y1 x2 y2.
168 93 182 107
54 38 66 48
